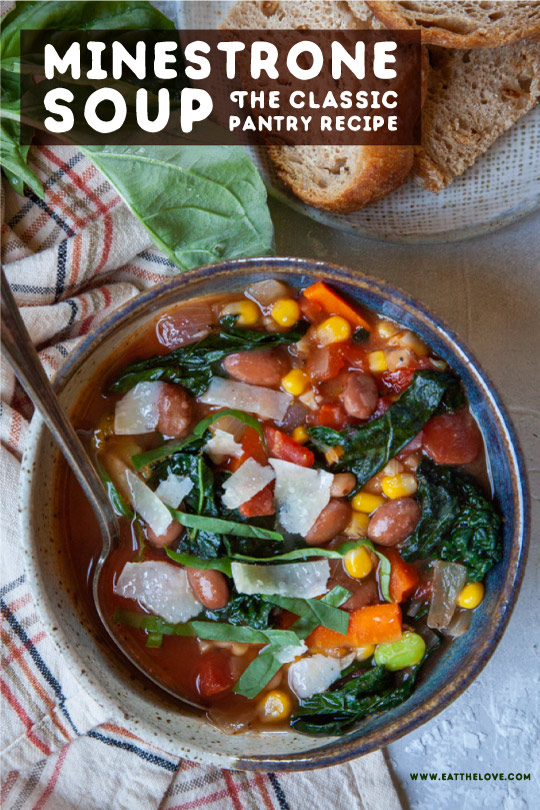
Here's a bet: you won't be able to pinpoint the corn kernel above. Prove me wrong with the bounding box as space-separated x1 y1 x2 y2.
345 511 370 537
382 472 417 499
315 315 352 346
292 425 309 444
457 582 484 610
344 546 373 579
221 300 260 326
258 690 292 722
355 644 375 661
377 321 398 339
281 368 309 396
352 491 385 514
368 350 388 373
325 445 344 465
271 298 300 327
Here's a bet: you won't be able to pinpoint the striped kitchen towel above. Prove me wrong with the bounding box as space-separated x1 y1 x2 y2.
0 142 402 810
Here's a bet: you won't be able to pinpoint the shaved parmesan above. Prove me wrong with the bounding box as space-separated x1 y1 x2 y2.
125 470 172 536
269 459 333 536
274 642 308 664
222 458 275 510
155 474 193 509
203 428 243 463
114 381 162 435
200 378 292 421
114 561 201 624
288 654 341 699
231 560 330 599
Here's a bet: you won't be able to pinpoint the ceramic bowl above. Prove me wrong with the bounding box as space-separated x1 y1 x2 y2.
19 257 530 771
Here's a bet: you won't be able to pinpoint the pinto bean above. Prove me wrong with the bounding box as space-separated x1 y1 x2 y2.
305 498 352 546
330 473 356 498
157 383 194 439
223 349 289 387
146 520 184 549
340 372 378 420
328 560 380 611
187 568 229 609
367 497 421 547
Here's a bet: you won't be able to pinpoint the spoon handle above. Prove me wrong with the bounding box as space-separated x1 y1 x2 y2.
1 269 119 544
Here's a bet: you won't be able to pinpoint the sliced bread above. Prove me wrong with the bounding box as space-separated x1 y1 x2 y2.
223 1 415 212
363 1 540 49
414 40 540 191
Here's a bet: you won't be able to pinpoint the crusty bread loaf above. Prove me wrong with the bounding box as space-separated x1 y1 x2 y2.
414 41 540 191
363 1 540 48
223 0 368 30
223 1 415 213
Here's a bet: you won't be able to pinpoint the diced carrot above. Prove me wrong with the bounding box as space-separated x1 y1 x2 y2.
307 603 402 649
228 427 267 471
238 484 275 517
382 549 420 603
303 282 371 331
263 425 314 467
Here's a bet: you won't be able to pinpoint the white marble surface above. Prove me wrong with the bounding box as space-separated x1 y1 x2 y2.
271 200 540 810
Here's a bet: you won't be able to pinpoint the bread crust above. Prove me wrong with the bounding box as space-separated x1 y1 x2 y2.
365 1 540 48
267 145 414 212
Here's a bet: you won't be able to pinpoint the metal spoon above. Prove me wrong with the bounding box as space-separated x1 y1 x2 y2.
1 269 201 707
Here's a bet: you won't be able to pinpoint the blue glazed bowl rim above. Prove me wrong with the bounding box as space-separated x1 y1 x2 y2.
50 256 530 770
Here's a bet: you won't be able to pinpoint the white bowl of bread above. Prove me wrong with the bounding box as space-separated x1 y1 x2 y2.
177 0 540 240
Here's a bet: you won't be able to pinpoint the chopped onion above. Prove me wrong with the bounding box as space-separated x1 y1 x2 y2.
114 561 201 623
442 609 473 638
246 279 290 307
154 473 193 508
156 303 212 349
231 560 330 599
427 561 467 630
211 414 247 442
203 428 243 464
125 470 172 536
114 381 162 435
288 654 341 699
269 458 333 536
200 378 292 421
222 458 275 510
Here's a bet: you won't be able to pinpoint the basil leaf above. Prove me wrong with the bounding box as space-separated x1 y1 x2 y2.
261 594 349 635
309 370 453 489
350 539 392 603
192 409 263 440
169 508 284 543
97 465 133 519
165 548 233 576
113 609 300 646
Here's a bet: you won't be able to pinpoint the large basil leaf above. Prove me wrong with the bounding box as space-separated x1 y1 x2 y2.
309 370 453 490
402 458 502 581
81 144 274 272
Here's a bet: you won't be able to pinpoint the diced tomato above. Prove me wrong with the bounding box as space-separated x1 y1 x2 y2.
278 610 298 629
228 426 267 471
263 425 314 467
307 344 345 382
342 345 368 372
298 294 325 325
382 549 420 603
307 403 350 431
238 484 276 517
380 368 416 394
423 410 482 465
196 650 234 698
412 579 432 601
